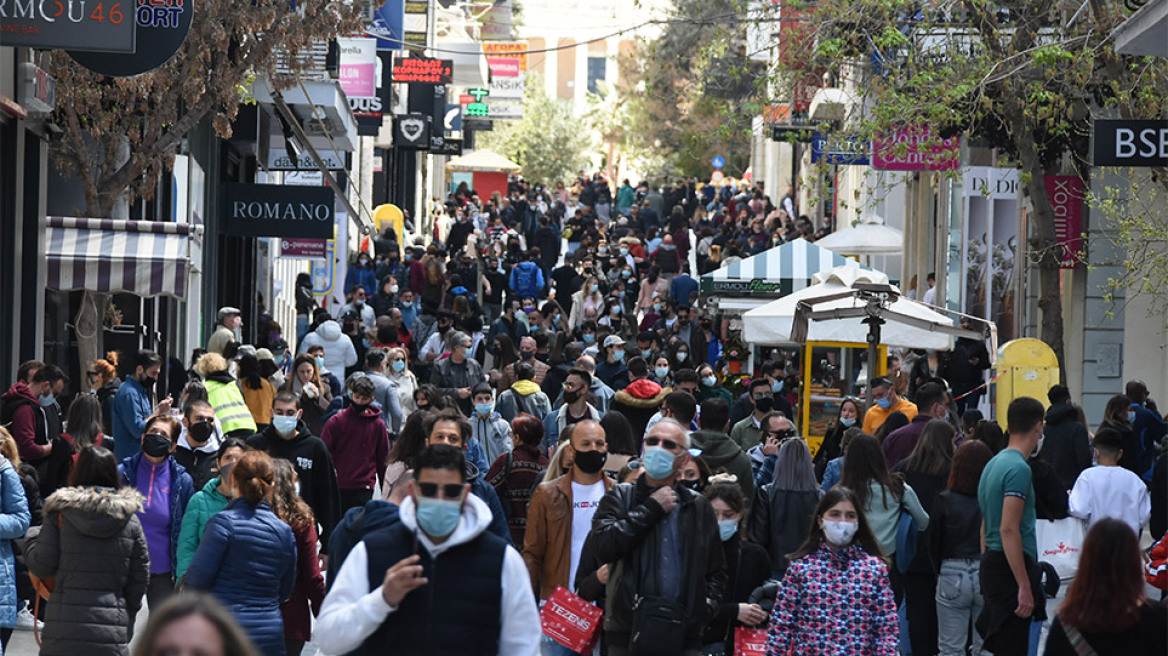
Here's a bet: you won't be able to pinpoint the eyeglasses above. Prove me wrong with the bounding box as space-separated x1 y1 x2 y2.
762 428 797 440
417 482 465 499
644 436 681 451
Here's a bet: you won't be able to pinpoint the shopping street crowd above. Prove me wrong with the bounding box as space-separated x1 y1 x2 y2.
0 174 1164 656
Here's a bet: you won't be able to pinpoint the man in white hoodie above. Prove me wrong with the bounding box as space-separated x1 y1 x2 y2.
315 444 540 656
298 318 358 376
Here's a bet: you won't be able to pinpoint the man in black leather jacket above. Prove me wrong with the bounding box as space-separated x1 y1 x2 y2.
590 419 726 656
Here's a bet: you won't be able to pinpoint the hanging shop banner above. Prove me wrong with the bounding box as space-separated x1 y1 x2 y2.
394 113 431 149
481 41 527 71
391 56 453 84
368 0 404 51
872 125 960 171
266 148 345 171
222 184 335 239
68 0 192 76
961 166 1020 342
1092 119 1168 167
1 0 136 52
478 0 513 41
1045 176 1085 269
401 0 427 50
338 37 378 99
810 132 870 165
280 238 328 259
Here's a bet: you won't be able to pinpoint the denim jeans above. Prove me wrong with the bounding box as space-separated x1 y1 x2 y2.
541 633 581 656
936 558 987 656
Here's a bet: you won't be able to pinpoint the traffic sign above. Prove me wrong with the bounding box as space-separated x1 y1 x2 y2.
712 155 725 170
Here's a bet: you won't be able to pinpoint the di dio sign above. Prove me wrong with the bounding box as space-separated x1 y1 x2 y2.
1093 120 1168 166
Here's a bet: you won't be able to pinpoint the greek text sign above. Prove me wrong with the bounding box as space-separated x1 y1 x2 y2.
222 184 334 239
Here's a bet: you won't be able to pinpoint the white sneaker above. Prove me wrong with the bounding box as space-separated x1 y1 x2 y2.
15 602 42 631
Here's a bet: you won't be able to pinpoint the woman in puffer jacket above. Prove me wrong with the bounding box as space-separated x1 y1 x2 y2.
24 445 149 656
185 450 296 656
0 427 30 651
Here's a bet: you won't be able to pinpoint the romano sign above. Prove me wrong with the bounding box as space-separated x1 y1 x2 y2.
222 184 334 239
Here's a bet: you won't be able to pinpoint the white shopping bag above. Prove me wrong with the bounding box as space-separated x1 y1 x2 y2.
1035 517 1086 580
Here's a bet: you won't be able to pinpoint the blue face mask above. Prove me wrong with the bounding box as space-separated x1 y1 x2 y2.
392 359 406 372
272 415 298 436
415 497 462 537
475 402 494 416
772 379 784 394
612 349 625 362
315 356 325 370
702 375 717 388
1127 410 1137 424
38 393 55 407
641 349 653 360
583 334 596 344
718 518 739 542
875 397 892 410
642 445 677 479
655 366 670 380
839 416 856 427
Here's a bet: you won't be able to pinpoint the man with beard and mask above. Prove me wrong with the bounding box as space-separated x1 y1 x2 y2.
118 414 196 610
523 421 615 640
249 391 342 555
173 400 220 490
111 349 170 460
730 360 793 427
729 379 781 452
542 370 603 454
431 331 487 417
502 336 550 388
322 375 390 515
424 409 511 541
591 419 726 656
340 285 377 331
315 444 540 655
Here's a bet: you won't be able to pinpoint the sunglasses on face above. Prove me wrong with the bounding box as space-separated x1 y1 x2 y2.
417 482 464 499
644 436 680 451
762 428 797 440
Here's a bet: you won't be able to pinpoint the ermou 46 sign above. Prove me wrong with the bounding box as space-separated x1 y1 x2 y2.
390 56 453 84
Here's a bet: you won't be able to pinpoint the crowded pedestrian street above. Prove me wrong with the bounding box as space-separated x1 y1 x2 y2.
2 1 1168 655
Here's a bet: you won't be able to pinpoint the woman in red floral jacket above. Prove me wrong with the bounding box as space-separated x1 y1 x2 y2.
766 485 899 656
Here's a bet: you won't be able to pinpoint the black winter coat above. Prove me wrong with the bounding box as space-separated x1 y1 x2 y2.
590 478 727 649
25 486 149 656
701 538 771 649
1040 403 1093 490
749 486 820 577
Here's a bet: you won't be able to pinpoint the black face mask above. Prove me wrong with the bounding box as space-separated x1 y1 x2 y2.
349 401 370 414
438 324 451 335
574 449 607 475
563 389 583 405
521 351 535 360
188 420 214 445
142 433 171 458
754 396 775 413
140 375 157 389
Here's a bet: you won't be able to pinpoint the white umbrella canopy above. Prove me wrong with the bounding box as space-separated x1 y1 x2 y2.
816 215 905 255
742 265 955 349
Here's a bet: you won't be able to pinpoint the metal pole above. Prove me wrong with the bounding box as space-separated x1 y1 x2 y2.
863 316 883 407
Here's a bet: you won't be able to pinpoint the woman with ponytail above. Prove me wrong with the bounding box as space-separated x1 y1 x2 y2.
185 451 296 656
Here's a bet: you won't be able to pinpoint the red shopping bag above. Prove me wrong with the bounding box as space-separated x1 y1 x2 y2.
540 586 603 653
734 626 769 656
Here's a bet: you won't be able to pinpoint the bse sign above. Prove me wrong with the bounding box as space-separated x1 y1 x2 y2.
1093 119 1168 166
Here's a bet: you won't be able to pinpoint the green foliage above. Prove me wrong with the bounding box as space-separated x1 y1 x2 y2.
480 74 589 184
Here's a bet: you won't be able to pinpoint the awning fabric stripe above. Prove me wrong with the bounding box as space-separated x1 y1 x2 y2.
700 238 870 296
46 217 193 299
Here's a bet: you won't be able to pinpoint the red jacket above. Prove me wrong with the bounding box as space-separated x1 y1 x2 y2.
281 521 325 641
1147 538 1167 590
0 382 51 461
321 405 389 490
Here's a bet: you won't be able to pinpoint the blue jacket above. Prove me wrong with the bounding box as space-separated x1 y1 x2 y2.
0 457 30 628
344 263 378 298
111 377 153 459
185 499 296 656
118 454 195 574
326 499 401 589
509 261 545 299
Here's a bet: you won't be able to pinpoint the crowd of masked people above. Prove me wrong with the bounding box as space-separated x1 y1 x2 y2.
0 174 1162 656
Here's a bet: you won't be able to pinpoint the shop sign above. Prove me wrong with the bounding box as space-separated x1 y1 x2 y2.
266 148 344 171
280 238 328 259
463 117 493 131
1045 176 1084 269
1092 119 1168 166
393 113 430 149
18 62 55 114
390 56 453 84
435 137 462 156
367 0 404 51
0 0 136 52
444 104 462 131
872 125 960 171
481 41 527 71
703 278 784 295
222 184 334 239
68 0 192 76
401 0 427 49
811 132 870 165
338 37 377 98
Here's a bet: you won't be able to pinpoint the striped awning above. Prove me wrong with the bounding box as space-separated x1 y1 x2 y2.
46 216 194 299
700 238 871 297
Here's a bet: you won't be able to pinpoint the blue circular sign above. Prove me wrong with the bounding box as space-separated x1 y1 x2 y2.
712 155 725 170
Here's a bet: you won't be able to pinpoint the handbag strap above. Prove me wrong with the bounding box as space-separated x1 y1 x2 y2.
1062 622 1100 656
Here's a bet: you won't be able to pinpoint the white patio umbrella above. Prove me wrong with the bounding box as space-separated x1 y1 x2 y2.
742 266 957 350
815 214 904 256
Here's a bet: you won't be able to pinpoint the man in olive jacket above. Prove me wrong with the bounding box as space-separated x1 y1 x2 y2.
590 419 726 656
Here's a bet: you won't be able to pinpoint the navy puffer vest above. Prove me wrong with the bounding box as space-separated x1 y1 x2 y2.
363 521 506 655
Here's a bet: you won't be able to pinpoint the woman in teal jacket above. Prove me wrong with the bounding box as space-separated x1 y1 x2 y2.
175 437 248 583
0 429 31 651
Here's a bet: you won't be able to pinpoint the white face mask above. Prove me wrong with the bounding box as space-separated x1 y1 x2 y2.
821 520 858 547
